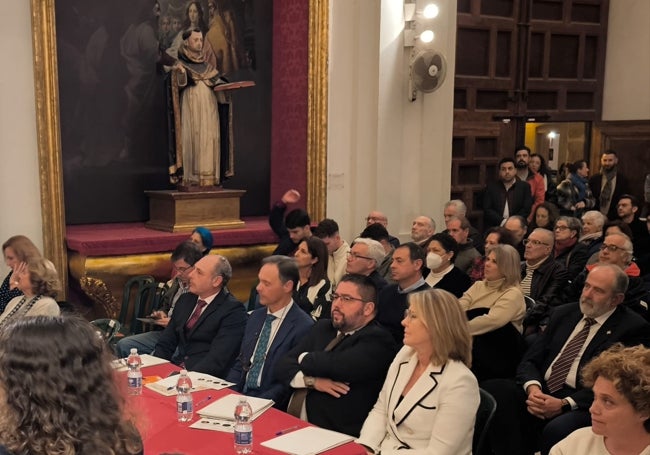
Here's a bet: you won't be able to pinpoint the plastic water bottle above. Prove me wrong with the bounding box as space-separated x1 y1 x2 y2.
234 397 253 454
126 348 142 395
176 369 194 422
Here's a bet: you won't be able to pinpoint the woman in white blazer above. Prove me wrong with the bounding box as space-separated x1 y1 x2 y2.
357 289 479 455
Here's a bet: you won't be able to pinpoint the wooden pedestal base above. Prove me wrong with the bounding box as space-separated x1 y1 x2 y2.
145 189 246 232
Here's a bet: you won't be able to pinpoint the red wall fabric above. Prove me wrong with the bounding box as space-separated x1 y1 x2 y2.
270 0 310 207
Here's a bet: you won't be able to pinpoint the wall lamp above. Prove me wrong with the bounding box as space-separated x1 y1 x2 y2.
404 1 440 47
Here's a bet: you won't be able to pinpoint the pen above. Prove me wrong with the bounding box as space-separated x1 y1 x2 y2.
275 425 300 436
195 395 213 407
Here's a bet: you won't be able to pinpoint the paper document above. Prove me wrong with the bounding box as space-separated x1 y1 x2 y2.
111 354 170 371
145 372 234 396
198 393 274 421
261 427 354 455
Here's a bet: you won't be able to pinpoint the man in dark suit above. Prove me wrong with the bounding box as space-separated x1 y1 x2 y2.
376 242 430 345
484 157 533 228
588 150 629 220
275 274 398 437
483 264 650 455
153 254 246 377
227 256 313 408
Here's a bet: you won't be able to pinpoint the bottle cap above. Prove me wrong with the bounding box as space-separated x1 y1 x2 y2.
130 348 138 354
180 369 188 375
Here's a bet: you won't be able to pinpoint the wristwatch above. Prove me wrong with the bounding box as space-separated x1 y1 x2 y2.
304 376 316 389
561 399 572 413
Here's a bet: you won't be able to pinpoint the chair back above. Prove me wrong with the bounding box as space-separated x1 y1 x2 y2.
473 388 497 455
132 281 168 334
119 275 155 335
90 318 121 344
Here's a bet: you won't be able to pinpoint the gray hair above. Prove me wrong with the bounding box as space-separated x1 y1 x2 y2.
556 216 582 234
445 200 467 217
604 233 634 265
582 210 607 230
352 237 386 268
213 255 233 287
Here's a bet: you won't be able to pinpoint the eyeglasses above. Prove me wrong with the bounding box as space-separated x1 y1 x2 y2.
600 243 631 253
523 239 549 247
173 265 194 274
554 225 570 231
347 251 373 261
331 293 365 304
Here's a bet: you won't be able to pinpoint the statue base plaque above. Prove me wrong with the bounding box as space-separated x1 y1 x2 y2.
145 189 246 232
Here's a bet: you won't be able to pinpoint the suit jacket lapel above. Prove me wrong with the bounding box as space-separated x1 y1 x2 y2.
391 356 441 427
266 305 297 357
186 291 225 336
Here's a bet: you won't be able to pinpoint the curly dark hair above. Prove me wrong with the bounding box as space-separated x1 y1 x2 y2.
0 316 142 454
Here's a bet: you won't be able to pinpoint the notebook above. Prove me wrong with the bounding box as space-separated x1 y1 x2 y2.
198 393 274 421
261 427 355 455
145 372 234 396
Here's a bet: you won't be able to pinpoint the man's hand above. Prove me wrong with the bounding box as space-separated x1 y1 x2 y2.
154 317 171 328
526 388 563 419
281 189 300 204
313 377 349 398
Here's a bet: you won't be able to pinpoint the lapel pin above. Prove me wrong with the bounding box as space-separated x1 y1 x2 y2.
606 330 611 335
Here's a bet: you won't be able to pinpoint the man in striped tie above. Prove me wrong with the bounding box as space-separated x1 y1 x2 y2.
483 263 650 455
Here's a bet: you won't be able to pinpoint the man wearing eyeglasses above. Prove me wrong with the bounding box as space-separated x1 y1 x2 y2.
520 229 569 335
562 233 648 321
116 240 203 357
276 274 397 437
345 238 388 292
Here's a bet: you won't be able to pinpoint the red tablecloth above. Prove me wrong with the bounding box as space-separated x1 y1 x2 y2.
129 364 366 455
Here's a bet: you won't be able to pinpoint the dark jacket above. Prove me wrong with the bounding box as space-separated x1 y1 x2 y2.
516 302 650 409
269 201 298 256
226 302 314 409
275 319 398 436
153 291 247 377
555 241 590 281
521 256 569 329
429 266 471 298
588 172 629 220
377 282 431 345
483 180 533 228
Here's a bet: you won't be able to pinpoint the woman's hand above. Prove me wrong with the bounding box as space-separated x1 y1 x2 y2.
9 262 27 290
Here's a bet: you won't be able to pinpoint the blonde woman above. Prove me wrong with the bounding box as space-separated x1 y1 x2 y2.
0 257 60 329
458 244 526 380
357 289 479 455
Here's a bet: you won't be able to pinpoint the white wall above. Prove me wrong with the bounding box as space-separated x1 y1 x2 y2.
602 0 650 120
0 2 44 275
327 0 457 243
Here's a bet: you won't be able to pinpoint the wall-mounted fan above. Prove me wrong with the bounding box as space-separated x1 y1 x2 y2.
408 49 447 101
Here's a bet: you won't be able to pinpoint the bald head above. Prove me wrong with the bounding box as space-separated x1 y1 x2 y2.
366 211 388 227
411 216 436 243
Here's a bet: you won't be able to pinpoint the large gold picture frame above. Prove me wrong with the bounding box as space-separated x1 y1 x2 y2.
30 0 328 299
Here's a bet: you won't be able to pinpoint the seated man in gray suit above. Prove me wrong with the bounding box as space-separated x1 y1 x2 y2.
227 256 314 409
153 254 246 377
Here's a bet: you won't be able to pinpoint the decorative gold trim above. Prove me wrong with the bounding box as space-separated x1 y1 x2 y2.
31 1 329 300
308 0 329 221
30 0 68 299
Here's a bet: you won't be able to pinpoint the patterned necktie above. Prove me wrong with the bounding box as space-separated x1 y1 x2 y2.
547 318 596 393
185 299 207 331
245 314 277 390
600 175 613 214
287 332 348 417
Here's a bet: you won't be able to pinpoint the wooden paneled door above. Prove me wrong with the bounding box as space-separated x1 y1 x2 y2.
453 0 609 231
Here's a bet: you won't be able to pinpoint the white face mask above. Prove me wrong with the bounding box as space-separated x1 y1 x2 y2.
426 252 444 270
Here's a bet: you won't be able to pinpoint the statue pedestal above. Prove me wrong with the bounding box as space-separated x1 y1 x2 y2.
145 189 246 232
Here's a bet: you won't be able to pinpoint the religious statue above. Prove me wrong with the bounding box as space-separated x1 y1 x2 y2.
169 28 234 189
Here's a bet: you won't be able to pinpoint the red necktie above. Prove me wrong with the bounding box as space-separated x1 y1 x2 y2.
185 299 207 331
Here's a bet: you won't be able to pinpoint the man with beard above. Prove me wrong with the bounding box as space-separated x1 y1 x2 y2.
484 157 534 228
515 146 545 222
482 264 650 455
589 150 630 220
276 274 397 437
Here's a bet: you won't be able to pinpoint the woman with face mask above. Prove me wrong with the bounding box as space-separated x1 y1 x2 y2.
423 233 471 298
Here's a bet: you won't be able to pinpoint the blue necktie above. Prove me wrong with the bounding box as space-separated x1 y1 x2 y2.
245 314 276 390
